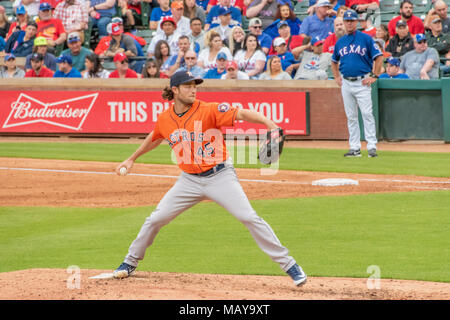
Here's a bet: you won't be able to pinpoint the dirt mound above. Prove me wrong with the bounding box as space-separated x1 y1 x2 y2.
0 268 449 300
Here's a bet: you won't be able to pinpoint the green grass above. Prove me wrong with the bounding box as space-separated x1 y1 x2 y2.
1 191 449 282
1 142 449 177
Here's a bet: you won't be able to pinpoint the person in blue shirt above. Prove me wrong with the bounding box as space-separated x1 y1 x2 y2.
203 51 228 78
263 0 302 39
299 0 334 40
269 36 299 77
53 55 82 78
150 0 172 30
205 0 242 31
5 21 37 57
248 17 273 54
379 57 410 79
196 0 209 10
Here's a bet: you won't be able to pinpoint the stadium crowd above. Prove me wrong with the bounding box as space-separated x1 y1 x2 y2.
0 0 449 79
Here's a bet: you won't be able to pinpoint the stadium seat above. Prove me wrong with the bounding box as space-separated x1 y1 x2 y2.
140 1 149 28
102 60 116 71
0 0 14 16
294 0 310 15
379 0 400 14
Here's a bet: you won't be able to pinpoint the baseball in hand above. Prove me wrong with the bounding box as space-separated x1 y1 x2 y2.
119 167 128 176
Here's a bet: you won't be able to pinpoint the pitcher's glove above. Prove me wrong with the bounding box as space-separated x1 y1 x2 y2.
258 128 285 165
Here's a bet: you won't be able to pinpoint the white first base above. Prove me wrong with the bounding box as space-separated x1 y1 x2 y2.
89 273 115 279
312 178 359 187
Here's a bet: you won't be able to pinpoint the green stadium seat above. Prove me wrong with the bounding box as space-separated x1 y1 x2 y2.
294 0 310 15
379 0 400 14
140 1 149 28
102 60 116 71
0 0 14 16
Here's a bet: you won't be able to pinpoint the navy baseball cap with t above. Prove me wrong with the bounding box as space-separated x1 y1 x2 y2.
415 33 426 42
57 55 72 65
170 70 203 87
218 6 231 16
277 20 289 29
39 2 52 11
343 9 358 21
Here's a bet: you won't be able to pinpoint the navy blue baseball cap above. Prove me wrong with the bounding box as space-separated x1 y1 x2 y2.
57 55 73 65
277 20 289 29
311 36 324 47
39 2 52 11
277 0 293 9
415 33 426 42
4 53 16 61
216 51 228 60
386 57 400 67
170 70 203 87
343 9 358 21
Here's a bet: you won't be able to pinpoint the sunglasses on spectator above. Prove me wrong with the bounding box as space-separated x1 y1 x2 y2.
227 68 236 71
417 40 426 44
185 57 196 60
251 26 262 29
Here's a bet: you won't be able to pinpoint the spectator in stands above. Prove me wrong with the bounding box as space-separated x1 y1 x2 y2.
197 29 232 69
13 0 40 17
36 2 67 51
207 0 246 14
358 12 375 37
82 52 110 78
385 20 414 58
400 34 440 79
5 20 37 57
25 52 54 76
189 17 206 51
0 53 25 78
379 56 409 79
196 0 209 11
53 0 88 44
336 5 349 18
375 24 389 49
150 0 171 30
155 1 191 36
246 0 278 30
205 0 242 31
184 0 206 26
0 5 10 39
258 54 291 79
109 51 140 77
374 38 390 58
95 18 146 56
307 0 344 17
323 16 345 53
293 36 331 80
268 20 308 59
147 16 181 57
271 36 298 75
211 6 237 40
141 58 165 78
104 23 138 59
203 50 228 78
221 60 249 79
248 17 272 54
345 0 378 14
53 54 82 77
153 39 173 75
166 35 197 76
175 49 206 77
264 0 302 39
7 5 29 39
25 36 57 71
233 33 266 78
424 0 450 34
225 25 245 55
388 0 424 38
61 32 92 72
299 0 334 40
88 0 116 39
426 16 450 73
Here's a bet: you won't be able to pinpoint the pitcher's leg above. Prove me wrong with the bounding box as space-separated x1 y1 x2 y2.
124 174 204 267
204 167 296 272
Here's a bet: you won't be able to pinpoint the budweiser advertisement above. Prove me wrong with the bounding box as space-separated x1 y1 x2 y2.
0 91 309 135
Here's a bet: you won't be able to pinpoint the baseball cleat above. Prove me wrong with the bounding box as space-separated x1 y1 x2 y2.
368 149 378 158
286 263 307 287
113 262 136 279
344 149 362 157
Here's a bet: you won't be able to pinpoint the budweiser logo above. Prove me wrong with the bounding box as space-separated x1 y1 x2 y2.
2 93 98 131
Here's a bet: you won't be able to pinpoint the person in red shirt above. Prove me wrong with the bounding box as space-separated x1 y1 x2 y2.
25 53 55 77
388 0 424 37
36 2 67 50
323 16 345 53
108 52 139 78
359 12 376 37
268 21 307 60
345 0 379 13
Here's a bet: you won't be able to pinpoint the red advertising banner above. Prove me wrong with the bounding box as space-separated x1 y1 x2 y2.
0 91 309 135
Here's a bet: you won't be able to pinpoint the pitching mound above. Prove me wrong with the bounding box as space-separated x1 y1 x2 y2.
0 268 449 300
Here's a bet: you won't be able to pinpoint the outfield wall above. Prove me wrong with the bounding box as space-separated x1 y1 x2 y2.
0 78 448 142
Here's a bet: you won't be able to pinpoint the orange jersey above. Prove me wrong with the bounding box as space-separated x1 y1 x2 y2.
152 99 238 174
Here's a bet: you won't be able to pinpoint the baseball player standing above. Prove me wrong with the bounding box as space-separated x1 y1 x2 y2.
112 70 307 287
331 9 383 158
